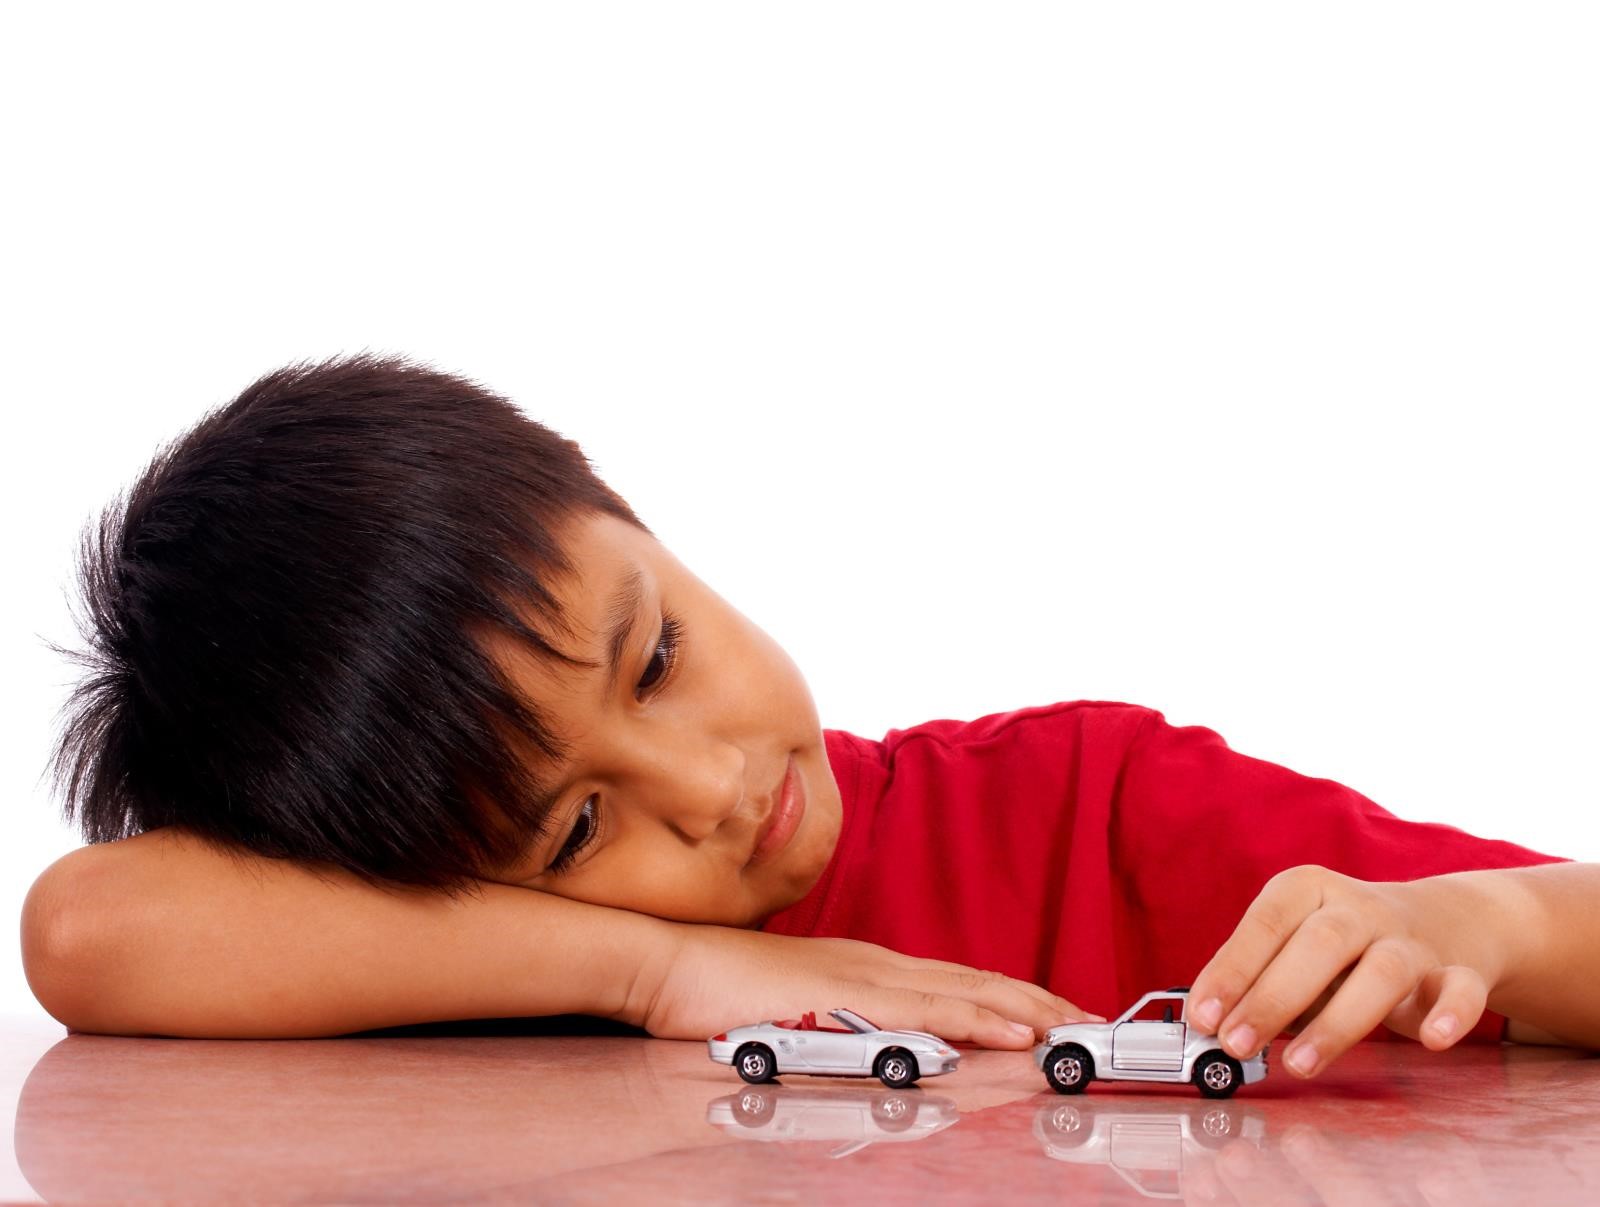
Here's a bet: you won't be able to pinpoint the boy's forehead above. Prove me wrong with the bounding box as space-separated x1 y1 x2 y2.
549 512 666 640
553 510 664 592
486 513 665 701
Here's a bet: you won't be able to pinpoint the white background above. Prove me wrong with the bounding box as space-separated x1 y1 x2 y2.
3 2 1596 1039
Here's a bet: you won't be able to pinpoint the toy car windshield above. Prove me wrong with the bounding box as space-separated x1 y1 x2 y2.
832 1009 879 1033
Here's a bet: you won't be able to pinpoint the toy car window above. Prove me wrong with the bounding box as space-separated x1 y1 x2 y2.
833 1009 878 1033
1127 997 1184 1023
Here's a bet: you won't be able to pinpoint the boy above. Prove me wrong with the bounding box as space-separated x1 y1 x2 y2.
22 355 1599 1081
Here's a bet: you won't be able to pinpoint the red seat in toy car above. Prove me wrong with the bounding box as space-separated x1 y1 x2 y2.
775 1010 853 1033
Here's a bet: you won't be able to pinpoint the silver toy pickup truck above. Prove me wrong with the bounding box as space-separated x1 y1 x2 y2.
1034 987 1269 1099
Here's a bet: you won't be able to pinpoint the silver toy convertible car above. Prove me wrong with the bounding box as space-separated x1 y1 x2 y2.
708 1008 961 1089
1035 988 1268 1099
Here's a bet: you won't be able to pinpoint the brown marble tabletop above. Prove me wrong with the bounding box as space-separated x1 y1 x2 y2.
3 1011 1597 1204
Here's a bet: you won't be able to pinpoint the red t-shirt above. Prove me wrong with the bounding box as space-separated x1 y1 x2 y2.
760 700 1569 1044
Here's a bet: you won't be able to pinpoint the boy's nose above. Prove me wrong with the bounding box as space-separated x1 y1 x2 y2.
648 755 746 844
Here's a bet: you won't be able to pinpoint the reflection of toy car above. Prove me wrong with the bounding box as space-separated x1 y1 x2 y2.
1031 1097 1267 1199
707 1009 960 1088
707 1085 959 1158
1034 988 1268 1099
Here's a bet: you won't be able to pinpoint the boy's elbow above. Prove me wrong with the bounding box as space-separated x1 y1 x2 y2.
21 851 118 1034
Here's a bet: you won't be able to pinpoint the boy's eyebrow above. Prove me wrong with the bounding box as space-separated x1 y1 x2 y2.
518 562 648 860
597 564 648 703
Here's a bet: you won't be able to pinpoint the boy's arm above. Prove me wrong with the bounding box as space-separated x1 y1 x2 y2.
1187 861 1600 1081
20 825 666 1038
21 826 1088 1044
1112 707 1580 1068
1452 861 1600 1049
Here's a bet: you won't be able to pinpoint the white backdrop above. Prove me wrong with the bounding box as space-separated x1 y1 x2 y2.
3 2 1595 1027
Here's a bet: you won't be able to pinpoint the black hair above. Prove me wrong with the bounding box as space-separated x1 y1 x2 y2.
48 353 649 898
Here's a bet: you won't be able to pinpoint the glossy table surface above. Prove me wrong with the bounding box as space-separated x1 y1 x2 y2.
3 1012 1598 1204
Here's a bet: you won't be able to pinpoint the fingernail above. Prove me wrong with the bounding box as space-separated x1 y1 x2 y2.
1224 1023 1257 1057
1010 1022 1035 1039
1190 1164 1223 1201
1195 997 1223 1031
1220 1142 1258 1174
1284 1126 1319 1159
1285 1042 1319 1076
1429 1013 1458 1041
1083 1012 1107 1023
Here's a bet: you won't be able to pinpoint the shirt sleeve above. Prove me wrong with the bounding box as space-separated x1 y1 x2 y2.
1113 707 1571 1045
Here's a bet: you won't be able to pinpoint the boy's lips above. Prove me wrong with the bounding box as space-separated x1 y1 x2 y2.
748 754 805 867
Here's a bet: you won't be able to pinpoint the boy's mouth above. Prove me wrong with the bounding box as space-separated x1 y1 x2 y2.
747 753 805 867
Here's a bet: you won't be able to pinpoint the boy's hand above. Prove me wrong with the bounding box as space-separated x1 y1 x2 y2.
629 924 1101 1049
1187 864 1513 1079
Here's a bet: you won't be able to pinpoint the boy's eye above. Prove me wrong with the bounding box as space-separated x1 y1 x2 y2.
550 797 599 874
637 611 683 695
547 612 684 875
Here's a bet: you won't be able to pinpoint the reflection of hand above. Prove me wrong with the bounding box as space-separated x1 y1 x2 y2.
636 925 1102 1048
1177 1120 1497 1203
1180 1128 1297 1207
1186 865 1508 1079
1182 1121 1496 1207
1283 1123 1495 1207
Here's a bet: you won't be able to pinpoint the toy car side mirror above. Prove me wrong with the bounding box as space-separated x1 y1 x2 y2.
1163 1006 1174 1024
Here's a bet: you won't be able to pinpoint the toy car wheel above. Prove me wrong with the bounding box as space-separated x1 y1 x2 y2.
732 1088 776 1126
734 1043 778 1084
1044 1044 1094 1094
1194 1106 1240 1149
874 1047 919 1088
1193 1051 1244 1098
1043 1103 1093 1149
871 1094 917 1132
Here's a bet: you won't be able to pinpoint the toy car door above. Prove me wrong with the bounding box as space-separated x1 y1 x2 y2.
771 1027 821 1071
1111 996 1186 1073
804 1024 871 1073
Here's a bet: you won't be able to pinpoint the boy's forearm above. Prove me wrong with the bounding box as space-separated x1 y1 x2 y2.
1463 861 1600 1050
22 827 678 1039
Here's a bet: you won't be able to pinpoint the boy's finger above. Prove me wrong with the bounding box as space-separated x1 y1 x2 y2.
1276 941 1453 1078
909 965 1103 1036
1189 866 1338 1035
1392 964 1489 1051
989 976 1104 1027
1215 908 1388 1061
891 954 1099 1026
875 989 1038 1050
979 977 1099 1029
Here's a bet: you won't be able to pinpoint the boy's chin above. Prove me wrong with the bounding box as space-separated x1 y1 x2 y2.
754 839 834 917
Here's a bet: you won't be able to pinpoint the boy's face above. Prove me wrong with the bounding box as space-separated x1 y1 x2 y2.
475 509 843 926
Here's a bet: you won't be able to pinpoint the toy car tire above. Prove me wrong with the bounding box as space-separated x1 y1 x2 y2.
874 1047 919 1089
1194 1106 1241 1149
734 1042 778 1084
1044 1044 1095 1094
1193 1051 1244 1099
870 1094 917 1132
732 1088 777 1126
